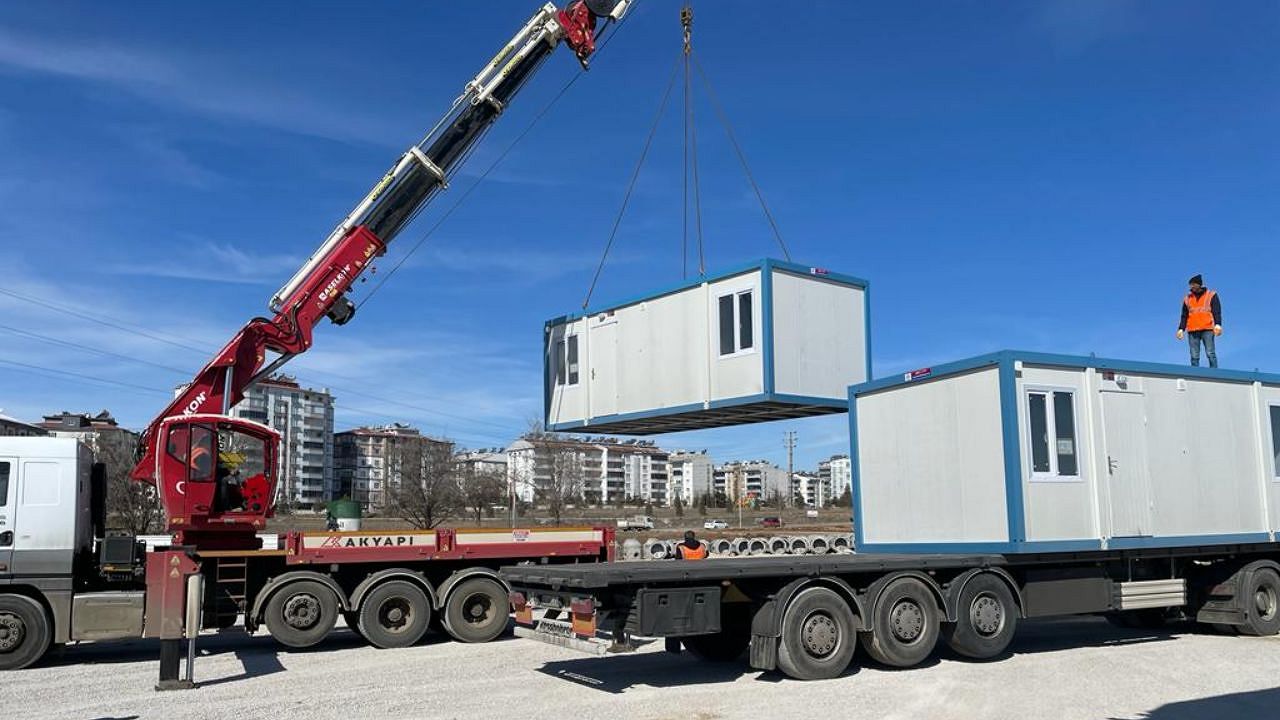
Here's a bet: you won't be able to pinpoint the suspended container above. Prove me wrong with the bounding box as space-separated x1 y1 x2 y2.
850 350 1280 555
545 259 870 434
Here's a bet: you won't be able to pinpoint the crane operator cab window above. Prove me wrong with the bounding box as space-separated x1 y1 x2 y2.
211 425 269 514
165 423 271 515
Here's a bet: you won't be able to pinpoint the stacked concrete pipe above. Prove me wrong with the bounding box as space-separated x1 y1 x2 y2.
768 537 790 554
831 534 853 553
788 535 811 554
732 537 751 556
809 535 830 554
711 538 734 555
645 538 672 560
747 537 769 555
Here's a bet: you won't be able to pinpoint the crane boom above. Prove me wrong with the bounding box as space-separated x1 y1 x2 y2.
130 1 631 546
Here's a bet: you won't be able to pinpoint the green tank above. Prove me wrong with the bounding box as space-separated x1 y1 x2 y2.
327 498 362 531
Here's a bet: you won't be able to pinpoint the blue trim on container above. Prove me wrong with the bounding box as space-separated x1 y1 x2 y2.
548 401 708 432
863 280 873 382
761 259 775 395
549 392 851 432
997 355 1025 543
850 349 1280 399
1106 533 1272 550
854 539 1104 555
849 390 864 544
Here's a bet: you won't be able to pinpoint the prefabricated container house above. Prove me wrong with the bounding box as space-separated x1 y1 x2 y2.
545 259 870 435
850 351 1280 554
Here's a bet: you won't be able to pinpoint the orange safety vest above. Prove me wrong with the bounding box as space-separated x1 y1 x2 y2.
1184 290 1217 332
678 543 707 560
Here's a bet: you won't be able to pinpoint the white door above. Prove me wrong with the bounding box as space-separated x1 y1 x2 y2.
590 320 618 419
0 458 14 571
1102 392 1153 537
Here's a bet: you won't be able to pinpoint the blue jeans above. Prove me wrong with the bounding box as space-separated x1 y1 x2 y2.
1187 330 1217 368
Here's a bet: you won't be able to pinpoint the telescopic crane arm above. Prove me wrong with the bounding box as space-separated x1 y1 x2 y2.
130 1 632 542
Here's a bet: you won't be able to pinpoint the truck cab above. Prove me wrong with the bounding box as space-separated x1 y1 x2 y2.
0 437 145 671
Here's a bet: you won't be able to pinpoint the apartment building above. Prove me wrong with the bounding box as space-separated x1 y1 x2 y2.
227 375 335 507
506 436 672 506
334 424 453 511
669 451 714 505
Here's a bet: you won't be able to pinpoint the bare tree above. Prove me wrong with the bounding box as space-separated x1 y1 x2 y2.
459 464 506 527
96 430 163 534
386 436 463 529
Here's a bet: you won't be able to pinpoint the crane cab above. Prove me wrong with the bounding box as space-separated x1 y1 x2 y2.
152 415 280 550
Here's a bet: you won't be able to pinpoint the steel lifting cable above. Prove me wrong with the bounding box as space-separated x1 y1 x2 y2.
581 52 683 310
682 3 706 277
357 14 633 311
692 54 792 262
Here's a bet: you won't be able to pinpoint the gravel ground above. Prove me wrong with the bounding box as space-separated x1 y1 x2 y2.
5 617 1278 720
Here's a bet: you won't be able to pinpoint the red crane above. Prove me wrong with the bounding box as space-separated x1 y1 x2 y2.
130 1 632 549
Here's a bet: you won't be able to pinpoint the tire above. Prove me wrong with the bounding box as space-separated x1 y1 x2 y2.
358 580 432 649
776 587 858 680
0 595 51 671
343 612 365 641
681 603 752 662
860 577 941 668
1238 568 1280 637
263 580 339 649
443 577 508 644
942 574 1018 660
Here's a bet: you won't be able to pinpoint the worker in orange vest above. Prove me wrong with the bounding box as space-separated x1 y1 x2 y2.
1176 274 1222 368
674 530 707 560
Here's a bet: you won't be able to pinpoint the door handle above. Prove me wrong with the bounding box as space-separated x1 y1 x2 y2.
1107 456 1118 475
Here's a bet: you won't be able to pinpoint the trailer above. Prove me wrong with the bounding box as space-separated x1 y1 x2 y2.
0 436 613 672
505 351 1280 680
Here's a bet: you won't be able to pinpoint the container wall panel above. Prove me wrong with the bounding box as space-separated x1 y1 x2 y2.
1016 366 1099 542
1259 385 1280 533
857 367 1007 544
772 270 868 398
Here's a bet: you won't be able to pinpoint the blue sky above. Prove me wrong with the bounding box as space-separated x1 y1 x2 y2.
0 1 1275 470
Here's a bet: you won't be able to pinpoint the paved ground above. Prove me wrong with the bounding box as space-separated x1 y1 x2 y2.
5 617 1278 720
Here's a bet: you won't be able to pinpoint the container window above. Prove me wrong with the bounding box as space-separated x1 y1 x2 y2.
566 335 579 385
718 295 735 355
718 290 754 356
0 461 9 507
1054 392 1078 475
1270 405 1280 479
1028 393 1051 473
1027 390 1080 479
552 336 579 387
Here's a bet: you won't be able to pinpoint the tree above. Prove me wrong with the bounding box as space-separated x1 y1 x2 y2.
543 444 585 526
459 464 506 526
386 436 463 529
833 487 852 508
673 494 684 518
96 430 163 534
696 493 707 516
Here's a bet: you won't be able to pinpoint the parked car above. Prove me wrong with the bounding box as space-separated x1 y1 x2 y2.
703 519 729 530
759 516 783 528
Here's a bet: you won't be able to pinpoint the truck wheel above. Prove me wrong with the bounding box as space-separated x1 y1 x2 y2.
443 577 508 644
0 595 51 671
776 587 858 680
358 580 432 649
1238 569 1280 637
860 577 940 668
264 580 339 649
343 612 366 641
941 574 1018 660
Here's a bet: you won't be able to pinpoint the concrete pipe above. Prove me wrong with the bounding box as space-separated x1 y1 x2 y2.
809 535 830 554
732 537 751 555
768 536 790 555
748 537 769 556
788 535 811 554
645 538 671 560
711 538 734 555
831 534 853 553
620 538 643 561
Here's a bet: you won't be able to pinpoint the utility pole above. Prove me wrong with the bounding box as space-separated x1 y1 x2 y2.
784 431 796 509
734 465 743 529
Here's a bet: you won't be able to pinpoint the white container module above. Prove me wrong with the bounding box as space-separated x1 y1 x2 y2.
849 351 1280 554
545 259 870 434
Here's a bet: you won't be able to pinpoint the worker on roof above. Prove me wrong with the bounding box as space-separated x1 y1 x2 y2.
674 530 707 560
1176 274 1223 368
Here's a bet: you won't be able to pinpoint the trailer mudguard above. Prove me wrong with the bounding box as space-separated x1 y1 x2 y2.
1196 559 1280 626
435 567 508 611
249 571 349 631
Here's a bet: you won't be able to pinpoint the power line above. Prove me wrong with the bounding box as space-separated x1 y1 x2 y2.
0 357 173 397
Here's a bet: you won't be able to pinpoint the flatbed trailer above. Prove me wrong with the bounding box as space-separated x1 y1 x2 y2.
505 541 1280 680
507 352 1280 680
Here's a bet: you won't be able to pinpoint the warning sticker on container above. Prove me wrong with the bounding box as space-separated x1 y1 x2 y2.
905 368 932 382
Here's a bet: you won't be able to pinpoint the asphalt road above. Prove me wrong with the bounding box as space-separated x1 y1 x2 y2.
5 617 1278 720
